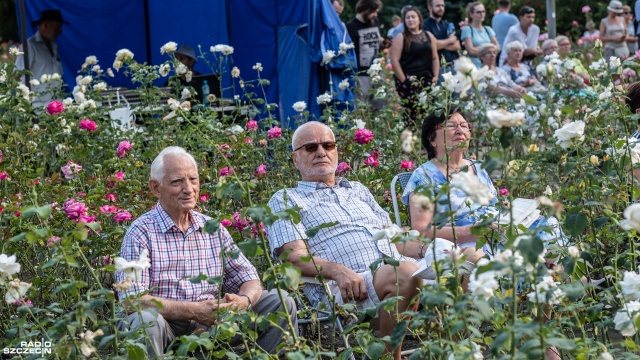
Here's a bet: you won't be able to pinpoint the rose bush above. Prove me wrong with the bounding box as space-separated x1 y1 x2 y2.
0 38 640 359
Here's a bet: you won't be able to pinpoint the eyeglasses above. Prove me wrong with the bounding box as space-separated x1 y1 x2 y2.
624 12 632 14
475 10 486 14
293 141 337 152
443 122 471 131
559 42 571 46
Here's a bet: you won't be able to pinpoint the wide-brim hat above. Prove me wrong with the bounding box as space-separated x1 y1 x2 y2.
175 45 197 62
608 0 623 14
32 9 69 28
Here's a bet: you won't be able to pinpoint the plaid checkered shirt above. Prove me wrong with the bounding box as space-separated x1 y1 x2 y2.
266 178 411 305
115 203 259 302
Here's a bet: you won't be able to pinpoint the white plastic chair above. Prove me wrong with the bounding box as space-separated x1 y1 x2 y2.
390 172 414 227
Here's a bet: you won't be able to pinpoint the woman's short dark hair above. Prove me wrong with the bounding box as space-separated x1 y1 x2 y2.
627 81 640 123
421 109 458 159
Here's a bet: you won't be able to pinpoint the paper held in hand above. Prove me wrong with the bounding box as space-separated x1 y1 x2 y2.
412 238 462 280
497 198 540 228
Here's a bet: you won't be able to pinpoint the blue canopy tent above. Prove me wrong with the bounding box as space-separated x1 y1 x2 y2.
15 0 348 127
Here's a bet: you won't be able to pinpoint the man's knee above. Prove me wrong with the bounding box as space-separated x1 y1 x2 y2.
374 263 422 298
123 309 166 334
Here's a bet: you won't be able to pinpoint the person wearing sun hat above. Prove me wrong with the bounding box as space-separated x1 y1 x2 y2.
15 9 69 107
600 0 629 59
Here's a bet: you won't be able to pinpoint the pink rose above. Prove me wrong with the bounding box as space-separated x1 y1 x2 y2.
117 141 133 158
0 171 6 180
244 137 253 144
100 205 118 214
46 100 64 115
218 144 231 158
267 126 282 140
354 128 374 144
78 214 96 223
246 120 258 131
499 188 509 196
0 206 3 213
105 193 117 202
364 156 379 167
232 212 248 231
400 160 414 170
219 167 233 177
47 236 60 248
572 20 579 27
200 193 210 202
63 199 88 220
582 5 590 13
114 171 125 181
221 219 232 227
251 222 266 238
113 210 132 223
256 164 267 175
61 161 82 179
336 162 351 174
0 149 3 163
79 119 98 131
385 63 392 70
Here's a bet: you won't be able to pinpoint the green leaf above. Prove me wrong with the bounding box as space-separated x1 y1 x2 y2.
516 236 544 265
127 344 147 360
521 93 537 105
367 342 385 359
189 274 208 284
499 128 514 149
565 212 587 237
561 105 574 115
36 204 52 219
390 320 407 349
21 206 38 219
237 238 258 257
73 227 89 241
203 219 221 234
305 221 339 238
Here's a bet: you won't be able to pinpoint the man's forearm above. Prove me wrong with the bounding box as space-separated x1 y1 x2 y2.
125 295 197 321
237 279 262 307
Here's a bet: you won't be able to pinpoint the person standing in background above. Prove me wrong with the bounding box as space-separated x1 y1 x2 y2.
461 2 499 68
346 0 385 108
499 6 541 66
332 0 344 16
423 0 460 76
15 9 68 108
492 0 519 63
623 5 638 54
600 0 628 59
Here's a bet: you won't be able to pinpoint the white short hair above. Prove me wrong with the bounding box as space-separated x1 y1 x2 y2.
506 41 524 53
291 121 335 149
150 146 198 182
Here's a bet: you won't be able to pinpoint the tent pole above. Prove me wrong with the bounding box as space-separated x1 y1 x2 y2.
18 0 31 88
143 0 151 66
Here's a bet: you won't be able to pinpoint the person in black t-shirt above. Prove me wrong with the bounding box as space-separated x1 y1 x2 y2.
423 0 460 78
346 0 386 108
389 6 439 127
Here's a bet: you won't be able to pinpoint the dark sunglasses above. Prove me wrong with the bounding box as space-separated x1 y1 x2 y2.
293 141 337 152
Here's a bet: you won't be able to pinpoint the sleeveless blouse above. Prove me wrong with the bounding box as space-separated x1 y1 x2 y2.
602 17 626 50
399 31 434 79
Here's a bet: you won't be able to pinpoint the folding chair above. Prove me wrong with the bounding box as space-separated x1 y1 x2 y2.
390 172 414 227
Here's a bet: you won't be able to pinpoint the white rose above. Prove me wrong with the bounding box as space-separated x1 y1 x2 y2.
316 92 332 105
554 120 585 149
115 48 134 61
93 82 107 91
229 125 244 134
114 249 151 282
619 269 640 301
454 56 475 75
441 72 458 92
567 246 580 259
613 300 640 336
449 170 495 206
160 41 178 54
159 63 171 77
354 119 366 129
620 203 640 232
29 79 40 86
338 78 350 90
176 63 187 75
322 50 336 65
5 279 31 304
486 109 525 128
609 56 621 68
252 63 264 71
469 270 499 300
292 101 307 112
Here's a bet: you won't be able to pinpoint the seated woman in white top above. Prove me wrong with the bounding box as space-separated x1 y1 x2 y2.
500 41 542 90
478 43 527 99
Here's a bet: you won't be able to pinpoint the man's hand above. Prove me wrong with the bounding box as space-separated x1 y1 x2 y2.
330 265 368 302
192 299 224 327
448 33 457 45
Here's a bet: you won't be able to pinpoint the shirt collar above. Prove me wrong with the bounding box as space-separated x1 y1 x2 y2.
34 31 44 43
153 202 205 233
297 177 352 190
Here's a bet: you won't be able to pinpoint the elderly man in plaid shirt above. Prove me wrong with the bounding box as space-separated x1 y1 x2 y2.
266 122 422 360
116 146 297 358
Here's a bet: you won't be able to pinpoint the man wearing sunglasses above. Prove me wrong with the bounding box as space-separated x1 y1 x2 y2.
266 122 422 360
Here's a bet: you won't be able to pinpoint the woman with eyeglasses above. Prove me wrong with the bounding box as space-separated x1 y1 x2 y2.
600 0 629 59
400 109 567 268
389 6 439 127
461 2 499 68
623 5 638 54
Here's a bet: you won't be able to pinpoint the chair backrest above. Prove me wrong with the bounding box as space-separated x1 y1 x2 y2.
390 172 413 227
